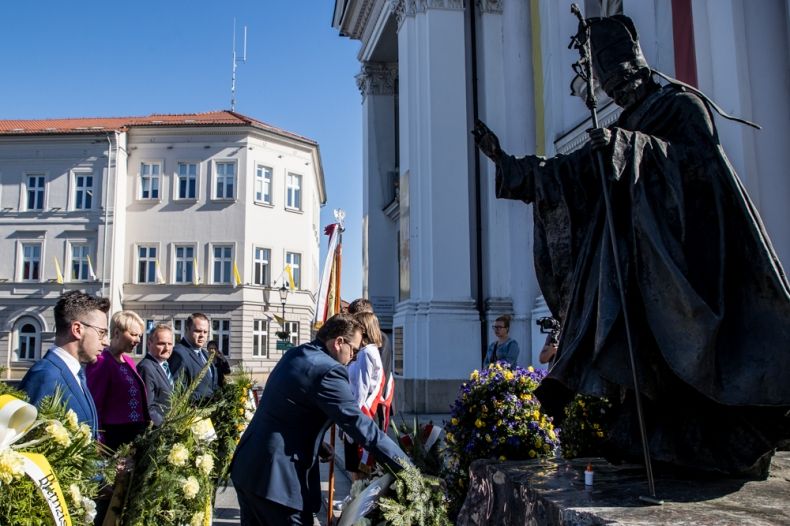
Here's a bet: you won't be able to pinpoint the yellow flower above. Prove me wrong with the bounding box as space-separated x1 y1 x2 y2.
482 405 488 413
0 449 26 484
451 418 459 426
527 366 535 372
532 410 540 420
504 371 514 381
195 454 214 476
65 410 79 431
536 439 543 449
596 431 604 438
470 370 479 381
528 449 537 458
46 421 71 447
190 511 205 526
78 423 92 440
446 432 454 442
182 476 200 499
168 443 189 466
475 419 484 428
499 455 507 461
548 430 557 441
485 434 492 443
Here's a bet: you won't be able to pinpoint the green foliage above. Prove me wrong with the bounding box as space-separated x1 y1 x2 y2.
377 464 450 526
210 369 254 485
559 394 613 459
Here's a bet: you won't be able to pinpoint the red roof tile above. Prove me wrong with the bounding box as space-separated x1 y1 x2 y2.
0 110 316 144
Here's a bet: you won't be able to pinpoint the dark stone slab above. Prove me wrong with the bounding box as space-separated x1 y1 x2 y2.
457 452 790 525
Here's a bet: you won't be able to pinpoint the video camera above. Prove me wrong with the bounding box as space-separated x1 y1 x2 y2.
536 316 561 345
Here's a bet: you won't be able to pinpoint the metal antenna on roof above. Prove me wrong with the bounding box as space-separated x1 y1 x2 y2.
230 18 248 112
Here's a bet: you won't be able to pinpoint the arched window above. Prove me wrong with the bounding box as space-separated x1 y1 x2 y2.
14 318 41 361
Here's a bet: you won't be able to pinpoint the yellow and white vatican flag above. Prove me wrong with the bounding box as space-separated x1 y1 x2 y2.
285 265 296 291
53 257 64 285
233 261 242 287
155 259 165 284
192 257 200 285
86 255 97 281
0 395 72 526
314 220 343 328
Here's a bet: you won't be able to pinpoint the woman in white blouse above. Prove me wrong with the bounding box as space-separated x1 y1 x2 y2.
346 311 385 475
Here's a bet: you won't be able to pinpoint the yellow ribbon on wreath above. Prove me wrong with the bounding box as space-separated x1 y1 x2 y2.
0 394 72 526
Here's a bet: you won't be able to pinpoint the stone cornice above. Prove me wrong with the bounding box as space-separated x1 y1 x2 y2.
356 62 399 100
390 0 465 31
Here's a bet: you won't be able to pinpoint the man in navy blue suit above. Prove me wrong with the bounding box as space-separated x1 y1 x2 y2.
231 313 409 525
169 312 218 404
20 290 110 438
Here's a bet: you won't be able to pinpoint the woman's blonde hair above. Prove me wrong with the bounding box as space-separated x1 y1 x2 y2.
111 310 145 336
354 311 383 347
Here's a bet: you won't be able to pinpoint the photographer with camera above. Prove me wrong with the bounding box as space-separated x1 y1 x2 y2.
483 315 520 368
536 317 561 365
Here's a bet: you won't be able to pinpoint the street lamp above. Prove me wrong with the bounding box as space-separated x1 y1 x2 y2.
276 283 290 341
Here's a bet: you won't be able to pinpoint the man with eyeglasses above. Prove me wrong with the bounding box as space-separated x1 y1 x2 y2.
231 313 409 526
20 290 110 438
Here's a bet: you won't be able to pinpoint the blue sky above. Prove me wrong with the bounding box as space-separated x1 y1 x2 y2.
0 0 365 300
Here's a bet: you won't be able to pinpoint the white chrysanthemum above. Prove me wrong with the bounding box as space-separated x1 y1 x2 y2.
77 423 92 440
0 449 26 484
46 421 71 447
182 476 200 499
82 497 97 521
195 454 214 476
65 410 79 431
190 418 216 442
167 443 189 466
68 483 82 507
190 511 205 526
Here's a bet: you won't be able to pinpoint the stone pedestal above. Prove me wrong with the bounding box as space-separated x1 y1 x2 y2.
458 452 790 525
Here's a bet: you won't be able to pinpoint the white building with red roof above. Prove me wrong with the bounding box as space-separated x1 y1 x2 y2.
0 110 326 381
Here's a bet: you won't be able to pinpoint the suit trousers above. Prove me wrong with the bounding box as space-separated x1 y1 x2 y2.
236 487 314 526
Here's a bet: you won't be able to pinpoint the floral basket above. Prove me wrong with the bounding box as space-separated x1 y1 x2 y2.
443 362 558 516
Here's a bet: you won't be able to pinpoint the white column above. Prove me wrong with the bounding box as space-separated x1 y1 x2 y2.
393 0 480 412
357 62 400 329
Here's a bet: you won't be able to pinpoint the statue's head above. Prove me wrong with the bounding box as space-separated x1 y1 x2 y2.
588 15 651 108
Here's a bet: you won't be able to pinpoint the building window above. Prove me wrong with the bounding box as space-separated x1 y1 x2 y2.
26 174 45 211
285 321 299 346
253 247 271 286
211 319 230 356
254 165 273 205
70 244 91 281
20 243 41 281
136 319 155 357
286 173 302 210
286 252 301 289
214 162 235 199
253 319 269 358
212 245 233 284
137 245 158 283
176 162 198 200
172 318 186 342
14 319 40 361
140 162 161 200
174 245 195 284
74 173 93 210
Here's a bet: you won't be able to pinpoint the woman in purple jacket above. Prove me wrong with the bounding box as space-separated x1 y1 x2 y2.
87 310 150 450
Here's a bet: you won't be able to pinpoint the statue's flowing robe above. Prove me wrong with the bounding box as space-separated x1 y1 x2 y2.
497 83 790 475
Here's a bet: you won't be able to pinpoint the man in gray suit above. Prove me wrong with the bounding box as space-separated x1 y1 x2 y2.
231 313 409 525
137 323 175 426
168 313 217 403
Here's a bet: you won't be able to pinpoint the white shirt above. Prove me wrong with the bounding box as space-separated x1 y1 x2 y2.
50 346 82 384
347 343 384 412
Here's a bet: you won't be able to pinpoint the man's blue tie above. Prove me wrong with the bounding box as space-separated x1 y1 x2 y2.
77 367 98 438
162 361 174 386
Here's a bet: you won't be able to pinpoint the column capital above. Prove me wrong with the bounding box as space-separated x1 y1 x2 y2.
390 0 466 30
356 62 399 100
476 0 502 14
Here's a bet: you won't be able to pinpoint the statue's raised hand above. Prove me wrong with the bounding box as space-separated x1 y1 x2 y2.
472 119 503 163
